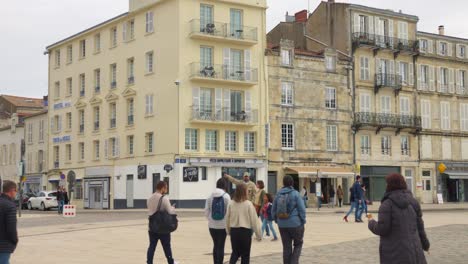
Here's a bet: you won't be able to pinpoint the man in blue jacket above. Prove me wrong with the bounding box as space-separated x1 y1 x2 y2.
0 180 18 264
352 175 364 222
272 175 306 264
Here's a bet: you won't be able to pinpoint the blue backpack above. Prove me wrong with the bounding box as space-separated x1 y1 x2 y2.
276 193 291 219
211 193 227 221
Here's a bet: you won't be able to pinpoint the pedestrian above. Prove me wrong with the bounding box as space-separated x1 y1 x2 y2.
254 180 269 236
204 178 231 264
63 187 69 205
272 175 306 264
337 185 344 208
343 180 360 222
147 181 178 264
300 186 308 208
0 180 19 264
368 173 430 264
361 184 368 216
352 176 364 222
328 185 335 208
260 193 278 241
224 172 257 203
226 183 262 264
57 187 64 215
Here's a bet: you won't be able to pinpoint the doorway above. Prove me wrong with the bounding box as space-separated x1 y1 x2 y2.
152 173 161 194
89 186 102 209
126 175 134 208
268 171 277 195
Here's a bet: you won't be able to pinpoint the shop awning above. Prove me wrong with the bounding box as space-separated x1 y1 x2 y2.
285 167 355 179
48 176 60 182
447 172 468 180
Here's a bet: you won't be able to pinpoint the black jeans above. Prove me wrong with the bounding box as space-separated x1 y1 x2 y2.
209 228 227 264
279 226 305 264
147 231 174 264
229 228 252 264
338 198 343 207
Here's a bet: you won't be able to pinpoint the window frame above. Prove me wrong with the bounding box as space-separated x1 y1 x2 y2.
281 123 294 150
244 132 255 153
325 87 337 109
326 125 338 151
225 131 238 152
381 135 391 156
185 128 198 151
205 130 218 152
281 81 294 106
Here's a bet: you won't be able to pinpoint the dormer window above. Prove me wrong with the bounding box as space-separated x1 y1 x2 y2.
281 49 292 66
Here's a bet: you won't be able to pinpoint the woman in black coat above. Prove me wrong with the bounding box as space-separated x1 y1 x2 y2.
368 173 430 264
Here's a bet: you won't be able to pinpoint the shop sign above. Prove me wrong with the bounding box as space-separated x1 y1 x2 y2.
183 167 199 182
53 101 71 110
438 163 447 174
53 135 71 144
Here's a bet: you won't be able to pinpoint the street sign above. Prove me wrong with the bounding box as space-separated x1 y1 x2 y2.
438 163 447 174
63 205 76 217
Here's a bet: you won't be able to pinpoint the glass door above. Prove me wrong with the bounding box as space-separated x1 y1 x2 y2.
200 4 213 32
200 47 213 77
230 9 243 38
200 88 213 119
230 49 243 80
230 91 243 121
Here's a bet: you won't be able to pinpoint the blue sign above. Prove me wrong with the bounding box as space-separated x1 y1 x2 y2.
53 135 71 144
175 158 187 164
53 101 71 110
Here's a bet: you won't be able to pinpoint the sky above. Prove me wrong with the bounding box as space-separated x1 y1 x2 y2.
1 0 467 98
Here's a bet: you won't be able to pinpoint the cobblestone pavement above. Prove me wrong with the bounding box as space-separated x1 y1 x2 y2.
251 224 468 264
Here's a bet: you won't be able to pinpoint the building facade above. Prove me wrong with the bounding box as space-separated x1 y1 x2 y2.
0 95 44 128
266 39 354 206
0 114 24 184
46 0 268 209
23 111 48 194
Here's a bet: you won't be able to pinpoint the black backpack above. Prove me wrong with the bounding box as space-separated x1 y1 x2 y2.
149 195 178 234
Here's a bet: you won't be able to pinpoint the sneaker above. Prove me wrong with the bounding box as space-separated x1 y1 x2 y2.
271 238 278 241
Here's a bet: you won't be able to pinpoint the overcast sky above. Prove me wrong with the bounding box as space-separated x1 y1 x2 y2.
1 0 467 98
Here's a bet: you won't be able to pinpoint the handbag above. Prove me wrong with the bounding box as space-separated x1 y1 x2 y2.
148 195 178 234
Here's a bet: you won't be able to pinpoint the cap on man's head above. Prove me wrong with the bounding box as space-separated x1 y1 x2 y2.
243 172 250 177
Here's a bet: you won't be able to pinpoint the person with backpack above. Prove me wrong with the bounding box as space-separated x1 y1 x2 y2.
226 183 262 264
147 181 178 264
204 178 231 264
260 193 278 241
272 175 306 264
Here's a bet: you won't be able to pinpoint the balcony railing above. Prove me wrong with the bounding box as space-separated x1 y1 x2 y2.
352 32 418 53
128 115 134 125
354 112 422 130
54 161 59 169
190 19 258 42
375 73 402 92
110 118 116 128
191 106 258 124
190 63 258 83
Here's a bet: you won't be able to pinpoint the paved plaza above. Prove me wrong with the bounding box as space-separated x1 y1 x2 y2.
10 206 468 264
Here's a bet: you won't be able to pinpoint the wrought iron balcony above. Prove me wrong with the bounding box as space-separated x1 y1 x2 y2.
190 63 258 84
375 73 402 94
353 112 422 133
352 32 418 54
191 106 258 124
189 19 258 44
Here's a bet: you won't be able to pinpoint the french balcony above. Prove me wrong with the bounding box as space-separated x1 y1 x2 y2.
352 32 419 57
127 115 134 125
80 90 85 97
191 106 258 125
95 86 101 93
110 118 116 129
375 74 402 94
190 63 258 86
54 161 59 169
128 76 135 85
353 112 422 134
111 81 117 89
79 124 84 134
189 19 258 46
94 121 100 131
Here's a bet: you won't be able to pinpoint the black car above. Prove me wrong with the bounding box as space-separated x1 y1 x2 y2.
15 192 36 209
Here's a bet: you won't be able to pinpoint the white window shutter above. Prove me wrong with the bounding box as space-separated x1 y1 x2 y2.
389 60 395 75
462 139 468 159
58 115 62 132
417 64 422 90
456 70 462 94
223 48 231 79
104 139 108 158
244 50 251 81
436 41 441 55
409 63 414 86
428 40 434 54
215 88 222 118
395 61 400 76
192 87 200 110
360 57 365 80
448 43 453 57
123 22 127 41
388 19 394 47
115 137 120 157
437 67 442 92
449 68 455 93
223 89 231 121
353 13 360 33
368 16 374 35
375 58 380 75
245 90 252 120
429 66 435 91
456 44 461 58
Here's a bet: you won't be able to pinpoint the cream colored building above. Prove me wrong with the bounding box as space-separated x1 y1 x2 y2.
0 114 23 184
23 111 48 194
46 0 268 209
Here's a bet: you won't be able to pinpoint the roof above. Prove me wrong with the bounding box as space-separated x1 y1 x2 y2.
346 2 419 21
22 110 48 120
417 31 468 43
1 95 44 108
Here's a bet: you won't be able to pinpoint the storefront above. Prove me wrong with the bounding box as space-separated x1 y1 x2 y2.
83 167 111 209
439 162 468 203
23 175 42 194
360 166 401 201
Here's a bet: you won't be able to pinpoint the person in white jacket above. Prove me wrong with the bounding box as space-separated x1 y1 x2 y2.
226 183 262 264
204 178 231 264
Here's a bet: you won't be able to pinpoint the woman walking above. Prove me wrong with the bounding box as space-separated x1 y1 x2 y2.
260 193 278 241
368 173 430 264
226 184 262 264
337 186 344 208
254 180 269 236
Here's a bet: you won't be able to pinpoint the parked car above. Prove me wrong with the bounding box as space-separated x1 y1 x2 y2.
27 191 58 211
15 193 37 209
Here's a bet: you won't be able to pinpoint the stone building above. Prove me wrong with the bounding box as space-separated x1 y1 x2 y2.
0 114 24 184
0 95 44 128
266 39 354 206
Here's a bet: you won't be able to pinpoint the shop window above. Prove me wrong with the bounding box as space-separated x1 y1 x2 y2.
74 180 83 199
201 167 207 180
164 177 170 194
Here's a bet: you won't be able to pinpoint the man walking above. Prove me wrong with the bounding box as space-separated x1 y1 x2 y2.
224 172 257 203
0 180 19 264
272 175 306 264
352 176 364 222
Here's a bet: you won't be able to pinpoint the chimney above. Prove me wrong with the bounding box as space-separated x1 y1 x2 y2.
294 10 308 23
439 25 445 35
328 0 335 2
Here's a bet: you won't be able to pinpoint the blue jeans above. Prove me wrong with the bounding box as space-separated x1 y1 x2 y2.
58 200 64 214
260 214 270 235
0 253 11 264
147 232 174 264
261 218 277 239
302 197 308 208
355 201 364 220
345 201 357 218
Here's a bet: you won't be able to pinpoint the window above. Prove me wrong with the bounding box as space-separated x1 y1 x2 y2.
66 144 71 162
146 11 154 33
39 119 45 141
79 109 85 133
326 125 338 151
225 131 238 152
38 150 44 172
110 103 117 128
399 97 410 116
360 57 369 80
439 42 448 56
398 21 408 40
359 93 371 112
53 115 61 133
281 82 293 105
110 64 117 88
420 39 428 53
110 138 118 158
200 4 214 31
230 9 243 38
381 136 391 155
93 106 100 131
54 81 60 99
66 112 72 130
127 98 134 125
75 180 83 199
145 94 154 116
94 69 101 93
200 46 213 69
281 124 294 149
53 146 60 167
460 70 467 91
401 136 410 155
398 62 409 84
127 58 135 84
325 87 336 109
66 77 72 96
421 136 432 159
111 27 118 47
360 135 370 155
146 51 154 73
79 74 85 97
78 142 84 161
462 139 468 160
325 55 336 72
439 67 449 92
94 33 101 53
358 15 368 33
442 138 452 160
281 49 292 66
124 19 135 41
27 123 33 143
79 40 86 58
185 128 198 151
66 45 72 64
440 101 451 130
460 103 468 131
146 132 154 153
55 50 61 67
205 130 218 151
421 100 431 129
420 65 429 89
94 140 100 160
380 96 391 113
244 132 255 152
128 135 134 155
